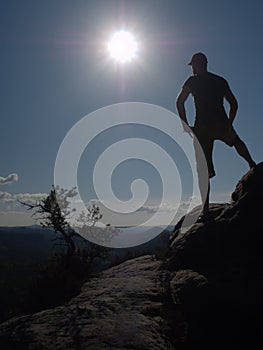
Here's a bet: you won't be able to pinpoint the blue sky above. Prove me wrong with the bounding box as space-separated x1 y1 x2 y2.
0 0 262 226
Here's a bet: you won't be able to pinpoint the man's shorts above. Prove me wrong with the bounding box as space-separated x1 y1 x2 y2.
192 119 240 178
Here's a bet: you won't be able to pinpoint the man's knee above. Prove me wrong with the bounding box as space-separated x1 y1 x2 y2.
231 135 243 148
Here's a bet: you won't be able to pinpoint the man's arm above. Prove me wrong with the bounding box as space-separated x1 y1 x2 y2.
224 87 238 124
176 87 191 131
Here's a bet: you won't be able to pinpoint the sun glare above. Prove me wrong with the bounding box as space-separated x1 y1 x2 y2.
108 30 138 63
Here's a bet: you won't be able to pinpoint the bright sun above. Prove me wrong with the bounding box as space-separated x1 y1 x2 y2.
108 30 138 63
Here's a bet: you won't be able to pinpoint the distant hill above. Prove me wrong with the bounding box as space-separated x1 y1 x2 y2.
0 225 58 259
0 224 172 267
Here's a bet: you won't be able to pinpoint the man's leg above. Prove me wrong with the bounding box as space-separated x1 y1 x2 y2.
193 131 213 219
233 137 256 168
196 177 211 222
202 180 210 215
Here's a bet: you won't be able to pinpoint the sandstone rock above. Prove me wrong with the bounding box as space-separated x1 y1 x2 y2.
0 256 175 350
165 162 263 347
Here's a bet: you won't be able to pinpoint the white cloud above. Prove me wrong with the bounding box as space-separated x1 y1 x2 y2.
0 191 46 204
0 191 232 227
0 191 47 226
0 173 18 185
86 197 202 215
82 197 204 227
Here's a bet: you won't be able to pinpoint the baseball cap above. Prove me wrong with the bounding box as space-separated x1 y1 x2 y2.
188 52 208 66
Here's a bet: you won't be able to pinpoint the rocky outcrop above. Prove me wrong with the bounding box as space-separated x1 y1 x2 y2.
166 162 263 347
0 256 176 350
1 162 263 349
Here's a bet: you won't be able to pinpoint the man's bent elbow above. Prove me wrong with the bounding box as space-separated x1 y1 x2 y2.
176 96 184 110
231 100 238 113
232 95 238 109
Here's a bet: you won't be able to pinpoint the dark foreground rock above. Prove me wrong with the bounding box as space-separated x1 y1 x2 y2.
167 162 263 347
0 256 177 350
1 162 263 349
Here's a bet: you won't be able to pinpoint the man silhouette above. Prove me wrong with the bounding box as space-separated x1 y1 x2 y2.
176 52 256 221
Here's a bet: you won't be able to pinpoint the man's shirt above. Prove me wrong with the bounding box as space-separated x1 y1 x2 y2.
182 72 230 124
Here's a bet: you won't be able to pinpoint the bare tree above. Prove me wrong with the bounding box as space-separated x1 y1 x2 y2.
20 185 103 263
